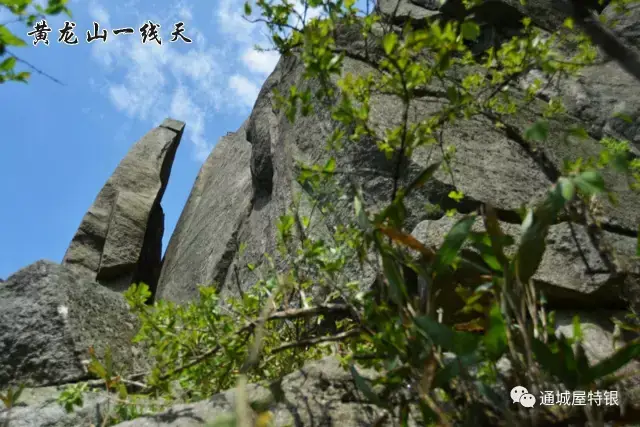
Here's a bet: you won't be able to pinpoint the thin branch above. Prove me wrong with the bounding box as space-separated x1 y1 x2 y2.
268 328 361 355
157 342 223 382
6 50 65 86
249 303 352 324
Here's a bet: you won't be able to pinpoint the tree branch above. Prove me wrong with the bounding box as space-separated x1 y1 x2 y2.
268 328 362 355
6 50 65 86
568 0 640 83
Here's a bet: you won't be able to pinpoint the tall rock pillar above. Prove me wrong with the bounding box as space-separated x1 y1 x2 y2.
62 118 185 294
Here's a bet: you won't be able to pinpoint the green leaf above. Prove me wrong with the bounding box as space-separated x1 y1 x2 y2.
405 162 441 197
244 1 252 15
381 253 407 305
573 170 605 195
448 190 464 202
524 120 549 142
575 343 591 386
0 26 27 47
350 365 385 407
0 56 16 71
324 157 336 173
532 337 576 387
565 126 589 142
14 71 30 83
354 186 370 231
515 180 567 284
613 111 633 123
87 358 107 380
382 32 397 56
515 209 547 284
557 177 575 202
433 353 482 387
433 215 476 275
460 21 480 41
572 315 583 343
586 340 640 383
483 303 507 360
414 315 480 355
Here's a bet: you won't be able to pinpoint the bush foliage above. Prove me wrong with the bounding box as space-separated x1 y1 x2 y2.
0 0 71 83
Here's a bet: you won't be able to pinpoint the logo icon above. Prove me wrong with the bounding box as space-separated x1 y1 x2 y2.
511 386 537 408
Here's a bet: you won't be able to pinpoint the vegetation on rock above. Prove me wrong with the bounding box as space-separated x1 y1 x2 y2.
4 0 639 426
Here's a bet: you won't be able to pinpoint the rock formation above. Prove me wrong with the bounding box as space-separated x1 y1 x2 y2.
155 122 254 303
0 261 147 389
91 357 396 427
62 118 185 294
157 0 639 312
2 1 640 426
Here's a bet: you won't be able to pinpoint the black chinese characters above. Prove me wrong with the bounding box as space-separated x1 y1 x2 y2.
28 20 192 46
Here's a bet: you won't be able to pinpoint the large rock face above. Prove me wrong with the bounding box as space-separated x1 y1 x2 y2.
0 261 147 389
63 118 184 294
155 123 254 303
157 0 639 308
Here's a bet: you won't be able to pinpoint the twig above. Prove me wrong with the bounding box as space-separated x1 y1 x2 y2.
568 0 640 84
6 50 65 86
254 303 351 323
268 328 362 355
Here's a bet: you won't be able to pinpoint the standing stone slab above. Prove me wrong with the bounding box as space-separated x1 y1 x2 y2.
0 260 147 389
62 118 184 294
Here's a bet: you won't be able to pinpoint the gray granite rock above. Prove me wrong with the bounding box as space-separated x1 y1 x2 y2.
111 357 398 427
63 118 184 295
0 260 147 389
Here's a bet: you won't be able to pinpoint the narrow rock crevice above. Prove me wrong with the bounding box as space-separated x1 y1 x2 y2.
247 110 275 201
212 201 255 293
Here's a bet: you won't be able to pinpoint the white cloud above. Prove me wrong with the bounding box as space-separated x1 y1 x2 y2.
88 0 282 161
88 1 111 27
242 48 280 75
96 27 222 160
177 5 193 21
169 86 212 162
216 0 256 43
229 74 261 109
293 1 324 25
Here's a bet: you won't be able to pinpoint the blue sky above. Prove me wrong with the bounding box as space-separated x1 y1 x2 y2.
0 0 333 279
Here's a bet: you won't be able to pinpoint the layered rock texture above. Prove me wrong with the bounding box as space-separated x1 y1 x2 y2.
63 119 185 294
157 0 639 313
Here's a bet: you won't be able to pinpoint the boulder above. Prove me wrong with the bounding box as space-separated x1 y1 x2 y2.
0 384 170 427
62 118 184 294
0 386 111 427
0 260 147 389
555 310 640 405
411 214 639 317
